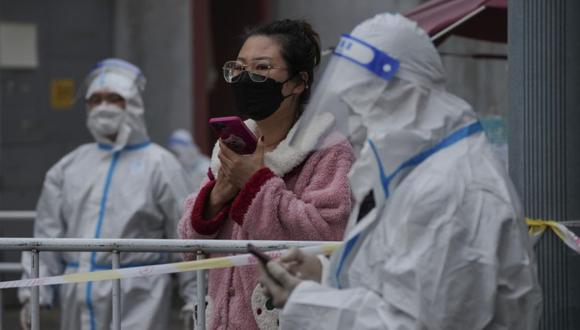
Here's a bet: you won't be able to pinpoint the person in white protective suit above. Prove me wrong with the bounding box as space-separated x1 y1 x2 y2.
258 13 543 329
168 129 210 193
18 58 197 330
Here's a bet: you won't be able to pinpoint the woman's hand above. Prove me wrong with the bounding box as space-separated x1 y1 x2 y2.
259 260 302 309
218 136 266 189
258 249 322 309
205 174 239 219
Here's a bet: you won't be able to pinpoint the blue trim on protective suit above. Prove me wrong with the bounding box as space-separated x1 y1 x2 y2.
86 151 120 330
335 122 484 287
94 152 120 239
334 234 360 289
369 122 483 198
98 140 151 151
367 140 389 198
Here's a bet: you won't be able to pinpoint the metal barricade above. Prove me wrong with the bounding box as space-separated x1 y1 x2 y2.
0 263 23 330
0 211 36 221
0 238 333 330
0 211 35 330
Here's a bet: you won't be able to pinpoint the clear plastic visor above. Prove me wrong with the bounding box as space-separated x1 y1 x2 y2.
82 63 146 101
290 34 400 150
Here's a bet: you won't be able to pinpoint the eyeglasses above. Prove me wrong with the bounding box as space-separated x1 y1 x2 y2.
85 93 126 107
222 60 287 83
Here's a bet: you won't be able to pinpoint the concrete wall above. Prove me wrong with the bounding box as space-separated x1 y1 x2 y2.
113 0 192 145
0 0 114 310
272 0 422 51
0 0 113 210
439 38 507 117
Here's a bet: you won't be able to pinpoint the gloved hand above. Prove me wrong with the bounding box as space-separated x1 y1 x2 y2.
258 260 301 309
179 302 194 319
179 302 195 330
19 303 30 330
20 302 50 330
279 248 323 282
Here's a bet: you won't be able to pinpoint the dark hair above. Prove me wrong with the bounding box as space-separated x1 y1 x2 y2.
245 19 321 112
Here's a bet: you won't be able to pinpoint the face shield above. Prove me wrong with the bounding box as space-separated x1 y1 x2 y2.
290 34 400 154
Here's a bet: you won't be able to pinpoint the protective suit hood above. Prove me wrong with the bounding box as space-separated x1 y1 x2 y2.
292 13 478 211
84 58 149 151
168 129 205 170
168 129 210 192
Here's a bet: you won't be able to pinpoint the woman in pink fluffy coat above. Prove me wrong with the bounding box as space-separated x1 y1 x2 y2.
178 19 354 330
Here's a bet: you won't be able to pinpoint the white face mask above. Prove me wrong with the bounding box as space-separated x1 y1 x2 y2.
86 104 126 138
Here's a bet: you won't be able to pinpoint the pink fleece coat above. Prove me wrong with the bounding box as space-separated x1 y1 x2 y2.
178 117 354 330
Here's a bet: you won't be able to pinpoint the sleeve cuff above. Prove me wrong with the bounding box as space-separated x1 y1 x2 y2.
230 167 276 225
190 180 230 235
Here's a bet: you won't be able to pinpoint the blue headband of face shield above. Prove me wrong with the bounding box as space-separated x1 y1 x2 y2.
333 34 400 81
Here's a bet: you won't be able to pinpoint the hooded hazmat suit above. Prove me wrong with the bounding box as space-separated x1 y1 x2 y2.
282 14 542 330
19 59 196 330
168 129 210 193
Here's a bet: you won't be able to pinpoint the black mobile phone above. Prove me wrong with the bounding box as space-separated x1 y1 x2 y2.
247 244 283 286
247 243 271 265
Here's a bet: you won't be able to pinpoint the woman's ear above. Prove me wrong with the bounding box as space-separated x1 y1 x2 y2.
291 72 309 94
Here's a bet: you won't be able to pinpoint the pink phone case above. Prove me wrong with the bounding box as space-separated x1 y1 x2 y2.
209 116 258 154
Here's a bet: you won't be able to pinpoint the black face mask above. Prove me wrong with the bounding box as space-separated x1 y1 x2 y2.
232 71 294 121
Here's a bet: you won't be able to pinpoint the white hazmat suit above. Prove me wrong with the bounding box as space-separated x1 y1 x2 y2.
19 59 196 330
283 14 542 330
168 129 210 193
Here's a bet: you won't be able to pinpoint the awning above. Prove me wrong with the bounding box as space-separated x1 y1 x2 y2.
405 0 507 45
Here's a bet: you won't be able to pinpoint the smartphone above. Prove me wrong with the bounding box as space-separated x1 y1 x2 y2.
248 244 283 286
209 116 257 154
247 243 271 265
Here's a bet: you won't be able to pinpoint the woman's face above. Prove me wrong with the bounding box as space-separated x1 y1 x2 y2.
237 35 297 96
230 35 308 124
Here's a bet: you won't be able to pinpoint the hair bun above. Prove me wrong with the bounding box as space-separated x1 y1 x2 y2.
300 21 321 66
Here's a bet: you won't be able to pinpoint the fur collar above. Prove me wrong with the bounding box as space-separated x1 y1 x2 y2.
210 113 334 177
